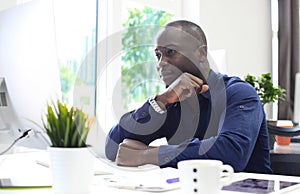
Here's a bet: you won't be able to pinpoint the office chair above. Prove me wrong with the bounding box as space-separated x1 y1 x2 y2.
267 123 300 176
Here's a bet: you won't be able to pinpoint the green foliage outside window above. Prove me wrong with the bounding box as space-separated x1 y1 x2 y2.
121 6 173 109
59 64 76 103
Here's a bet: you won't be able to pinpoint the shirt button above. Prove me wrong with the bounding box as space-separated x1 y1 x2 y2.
164 157 170 162
239 105 244 109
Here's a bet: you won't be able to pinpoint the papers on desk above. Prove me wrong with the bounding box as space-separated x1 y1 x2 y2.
0 150 179 192
101 167 180 192
0 151 52 189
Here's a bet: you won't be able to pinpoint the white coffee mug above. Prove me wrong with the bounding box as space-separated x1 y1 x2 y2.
178 159 234 194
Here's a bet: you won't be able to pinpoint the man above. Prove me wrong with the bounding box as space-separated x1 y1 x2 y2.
105 20 272 173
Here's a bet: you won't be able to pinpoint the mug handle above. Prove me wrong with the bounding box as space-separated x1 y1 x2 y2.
220 164 234 186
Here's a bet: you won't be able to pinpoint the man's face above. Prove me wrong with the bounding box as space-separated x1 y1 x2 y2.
155 26 204 87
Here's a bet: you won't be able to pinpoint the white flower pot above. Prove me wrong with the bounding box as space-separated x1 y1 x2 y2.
48 147 95 194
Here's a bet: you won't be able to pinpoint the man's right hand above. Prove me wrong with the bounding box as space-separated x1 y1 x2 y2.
156 72 209 107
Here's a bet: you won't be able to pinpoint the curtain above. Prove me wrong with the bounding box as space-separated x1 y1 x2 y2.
278 0 300 121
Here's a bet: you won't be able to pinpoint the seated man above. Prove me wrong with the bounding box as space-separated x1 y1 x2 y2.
105 20 272 173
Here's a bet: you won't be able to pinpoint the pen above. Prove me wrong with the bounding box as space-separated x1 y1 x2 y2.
166 177 179 184
36 160 50 168
104 178 161 190
115 184 163 190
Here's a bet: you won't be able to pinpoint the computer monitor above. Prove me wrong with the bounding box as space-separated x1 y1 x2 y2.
0 78 27 150
0 0 61 149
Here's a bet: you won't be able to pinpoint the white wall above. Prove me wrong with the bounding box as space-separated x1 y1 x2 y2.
183 0 272 78
182 0 274 119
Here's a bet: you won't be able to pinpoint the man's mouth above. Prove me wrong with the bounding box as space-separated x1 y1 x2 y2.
160 70 178 85
161 70 173 78
161 70 173 77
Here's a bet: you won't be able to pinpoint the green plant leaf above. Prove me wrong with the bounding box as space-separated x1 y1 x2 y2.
41 100 92 148
244 73 286 106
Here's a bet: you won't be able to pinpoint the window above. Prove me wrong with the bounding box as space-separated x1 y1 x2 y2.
53 0 98 115
96 0 182 133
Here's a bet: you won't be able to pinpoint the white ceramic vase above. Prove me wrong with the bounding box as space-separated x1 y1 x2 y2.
48 147 95 194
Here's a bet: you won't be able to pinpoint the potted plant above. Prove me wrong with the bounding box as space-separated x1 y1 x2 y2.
42 100 95 194
244 73 286 106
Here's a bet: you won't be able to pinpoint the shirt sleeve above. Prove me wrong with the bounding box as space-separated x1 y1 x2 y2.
105 101 167 161
158 82 264 172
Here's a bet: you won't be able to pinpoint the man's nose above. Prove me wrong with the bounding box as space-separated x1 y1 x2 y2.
156 58 168 69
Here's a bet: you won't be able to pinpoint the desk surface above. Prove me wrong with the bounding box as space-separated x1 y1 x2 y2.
1 149 300 194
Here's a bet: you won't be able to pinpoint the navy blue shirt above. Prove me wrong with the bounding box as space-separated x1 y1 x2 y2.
105 70 272 173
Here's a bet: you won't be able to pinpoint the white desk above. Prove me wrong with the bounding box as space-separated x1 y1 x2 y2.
1 149 300 194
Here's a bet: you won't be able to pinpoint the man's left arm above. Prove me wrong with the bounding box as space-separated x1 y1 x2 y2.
105 101 167 161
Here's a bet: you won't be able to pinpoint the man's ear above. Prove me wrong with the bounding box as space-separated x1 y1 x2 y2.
196 45 207 62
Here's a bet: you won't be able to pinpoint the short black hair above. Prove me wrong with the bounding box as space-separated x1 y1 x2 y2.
166 20 207 47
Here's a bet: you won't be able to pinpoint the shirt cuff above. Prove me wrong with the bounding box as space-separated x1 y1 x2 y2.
158 145 180 168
